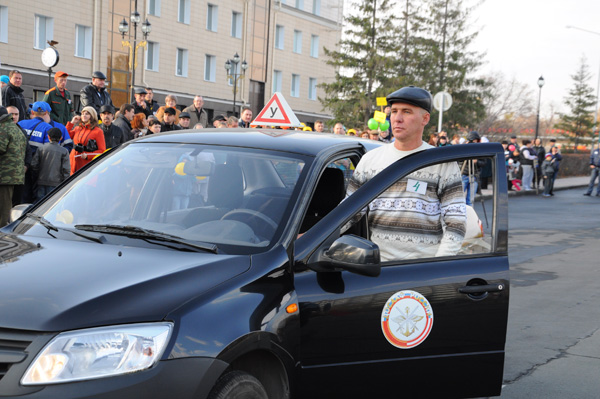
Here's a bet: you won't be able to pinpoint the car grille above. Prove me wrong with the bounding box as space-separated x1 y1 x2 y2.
0 328 38 382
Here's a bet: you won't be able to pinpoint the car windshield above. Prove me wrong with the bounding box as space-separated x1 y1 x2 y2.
20 143 308 254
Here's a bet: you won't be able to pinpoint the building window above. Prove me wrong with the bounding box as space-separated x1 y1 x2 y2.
312 0 321 15
207 4 218 32
146 41 159 71
310 35 319 58
176 48 188 77
148 0 161 16
178 0 190 24
75 25 92 59
308 78 317 100
295 0 304 10
293 30 302 54
205 54 216 82
273 70 282 93
0 6 8 43
34 15 53 50
275 25 284 50
291 74 300 98
231 11 242 38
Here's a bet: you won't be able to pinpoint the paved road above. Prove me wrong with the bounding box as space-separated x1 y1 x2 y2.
497 187 600 397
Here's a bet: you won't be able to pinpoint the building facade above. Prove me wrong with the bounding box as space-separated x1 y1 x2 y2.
0 0 342 126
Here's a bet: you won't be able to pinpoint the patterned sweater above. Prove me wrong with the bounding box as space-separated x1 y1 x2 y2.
347 142 466 261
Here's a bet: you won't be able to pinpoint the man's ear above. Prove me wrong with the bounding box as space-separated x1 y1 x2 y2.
422 111 431 126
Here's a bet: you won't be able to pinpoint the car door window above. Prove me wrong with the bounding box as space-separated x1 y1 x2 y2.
345 155 496 262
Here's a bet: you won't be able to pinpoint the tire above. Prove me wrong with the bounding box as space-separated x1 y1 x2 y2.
208 371 268 399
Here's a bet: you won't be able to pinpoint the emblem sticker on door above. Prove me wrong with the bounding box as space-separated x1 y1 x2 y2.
381 290 434 349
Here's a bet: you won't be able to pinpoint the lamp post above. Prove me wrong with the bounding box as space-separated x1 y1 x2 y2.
566 25 600 147
224 53 248 117
534 75 545 142
119 5 151 102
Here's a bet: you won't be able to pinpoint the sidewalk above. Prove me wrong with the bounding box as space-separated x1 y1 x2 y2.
480 176 590 199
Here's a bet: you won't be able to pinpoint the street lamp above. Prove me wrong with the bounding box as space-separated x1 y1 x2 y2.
119 6 151 102
566 25 600 146
534 75 545 142
224 53 248 117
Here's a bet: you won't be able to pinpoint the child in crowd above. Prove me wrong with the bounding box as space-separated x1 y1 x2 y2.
507 147 522 191
541 153 556 197
31 127 70 201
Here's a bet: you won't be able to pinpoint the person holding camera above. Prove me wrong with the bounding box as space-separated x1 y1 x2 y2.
66 106 106 175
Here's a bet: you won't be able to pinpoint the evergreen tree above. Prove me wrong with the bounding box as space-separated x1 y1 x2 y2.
555 56 596 149
420 0 487 135
320 0 399 128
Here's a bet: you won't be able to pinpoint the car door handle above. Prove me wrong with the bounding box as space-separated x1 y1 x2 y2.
459 284 504 294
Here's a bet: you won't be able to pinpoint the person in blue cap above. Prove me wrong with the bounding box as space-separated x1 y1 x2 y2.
0 75 9 89
17 102 55 202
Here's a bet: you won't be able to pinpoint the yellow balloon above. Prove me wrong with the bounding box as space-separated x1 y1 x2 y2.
55 210 74 224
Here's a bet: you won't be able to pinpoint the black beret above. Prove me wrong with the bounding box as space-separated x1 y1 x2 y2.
467 131 480 142
134 87 147 95
99 105 114 114
92 71 107 80
164 107 177 115
212 114 227 122
386 86 433 113
179 112 191 119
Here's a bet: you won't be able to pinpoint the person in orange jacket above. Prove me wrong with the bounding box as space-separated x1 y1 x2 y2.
66 106 106 175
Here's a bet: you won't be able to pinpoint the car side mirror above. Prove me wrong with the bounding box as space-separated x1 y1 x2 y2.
311 235 381 277
10 204 32 223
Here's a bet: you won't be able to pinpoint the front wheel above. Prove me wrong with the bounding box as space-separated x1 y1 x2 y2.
208 371 268 399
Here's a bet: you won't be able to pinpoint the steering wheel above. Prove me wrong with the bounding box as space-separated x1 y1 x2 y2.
220 209 278 237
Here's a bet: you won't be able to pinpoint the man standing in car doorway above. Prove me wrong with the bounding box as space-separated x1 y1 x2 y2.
345 86 466 261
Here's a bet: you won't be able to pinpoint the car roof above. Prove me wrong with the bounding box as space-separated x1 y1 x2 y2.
134 128 381 157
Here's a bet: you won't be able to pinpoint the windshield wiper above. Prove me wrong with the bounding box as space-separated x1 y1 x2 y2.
74 224 218 253
24 214 105 244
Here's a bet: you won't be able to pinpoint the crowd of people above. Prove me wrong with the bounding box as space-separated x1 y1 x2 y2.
0 67 586 227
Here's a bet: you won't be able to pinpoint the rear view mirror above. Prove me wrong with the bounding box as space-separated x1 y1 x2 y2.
175 160 215 177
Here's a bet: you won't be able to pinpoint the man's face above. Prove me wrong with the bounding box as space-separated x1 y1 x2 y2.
135 93 146 104
194 96 204 109
10 73 22 87
125 109 135 121
315 122 324 132
145 90 154 102
93 78 105 89
179 118 190 128
164 113 175 124
6 107 19 123
241 109 252 122
333 123 344 135
56 76 67 90
149 123 162 134
101 112 113 125
390 102 429 143
384 106 391 115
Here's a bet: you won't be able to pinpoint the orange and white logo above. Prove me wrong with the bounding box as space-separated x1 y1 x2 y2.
381 290 434 349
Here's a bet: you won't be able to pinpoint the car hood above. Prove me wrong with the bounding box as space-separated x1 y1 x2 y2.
0 233 250 332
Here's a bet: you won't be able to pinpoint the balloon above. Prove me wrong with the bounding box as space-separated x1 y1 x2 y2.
367 118 379 130
380 120 390 131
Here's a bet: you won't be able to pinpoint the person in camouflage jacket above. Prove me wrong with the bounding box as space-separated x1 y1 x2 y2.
0 107 28 226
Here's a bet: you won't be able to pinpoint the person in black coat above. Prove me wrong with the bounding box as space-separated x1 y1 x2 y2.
132 87 152 118
80 71 113 113
99 105 125 149
1 70 28 121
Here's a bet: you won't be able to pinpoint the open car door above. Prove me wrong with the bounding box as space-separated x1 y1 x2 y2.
294 143 509 398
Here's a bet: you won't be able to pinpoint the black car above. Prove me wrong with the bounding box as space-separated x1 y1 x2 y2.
0 130 509 398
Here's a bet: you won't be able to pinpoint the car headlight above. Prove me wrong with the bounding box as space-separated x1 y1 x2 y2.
21 323 173 385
